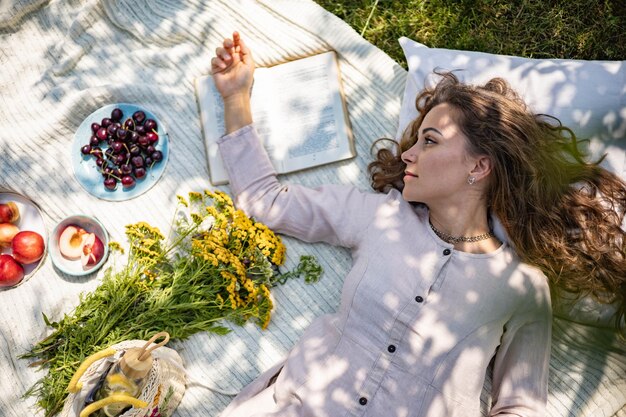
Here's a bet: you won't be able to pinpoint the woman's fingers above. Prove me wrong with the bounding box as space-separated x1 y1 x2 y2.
211 57 225 73
231 32 252 66
232 32 241 53
215 46 231 61
238 38 249 59
212 44 234 74
211 32 252 75
222 37 235 59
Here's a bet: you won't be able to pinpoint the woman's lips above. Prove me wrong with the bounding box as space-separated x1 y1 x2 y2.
404 171 418 178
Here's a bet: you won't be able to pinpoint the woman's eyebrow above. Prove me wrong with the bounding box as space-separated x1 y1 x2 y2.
422 127 443 136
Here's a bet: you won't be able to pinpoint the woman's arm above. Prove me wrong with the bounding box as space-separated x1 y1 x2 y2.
210 33 385 248
489 274 552 417
211 31 254 134
218 125 388 247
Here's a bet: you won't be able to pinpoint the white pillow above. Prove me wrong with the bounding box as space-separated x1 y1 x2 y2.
397 36 626 177
398 37 626 327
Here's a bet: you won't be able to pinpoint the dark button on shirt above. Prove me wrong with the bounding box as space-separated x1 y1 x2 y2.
443 248 451 256
387 344 396 353
359 397 368 405
415 295 424 303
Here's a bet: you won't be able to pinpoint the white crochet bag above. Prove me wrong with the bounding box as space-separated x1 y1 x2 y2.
61 333 186 417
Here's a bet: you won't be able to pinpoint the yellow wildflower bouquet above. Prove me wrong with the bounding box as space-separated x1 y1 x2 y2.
23 190 321 417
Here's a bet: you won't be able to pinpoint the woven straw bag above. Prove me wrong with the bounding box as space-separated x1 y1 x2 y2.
61 334 186 417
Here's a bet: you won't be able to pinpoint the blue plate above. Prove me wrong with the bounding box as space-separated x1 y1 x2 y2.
72 103 169 201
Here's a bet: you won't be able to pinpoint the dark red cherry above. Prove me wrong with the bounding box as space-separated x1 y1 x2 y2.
132 110 146 124
137 135 149 147
111 141 124 153
107 124 119 137
151 150 163 162
146 132 158 144
96 127 108 141
129 132 140 143
129 145 141 156
121 164 133 175
116 128 128 140
134 167 147 179
101 117 112 128
121 175 135 187
144 119 157 132
111 108 123 122
104 178 117 190
131 155 144 168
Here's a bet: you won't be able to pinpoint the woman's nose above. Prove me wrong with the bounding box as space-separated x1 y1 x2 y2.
401 144 417 164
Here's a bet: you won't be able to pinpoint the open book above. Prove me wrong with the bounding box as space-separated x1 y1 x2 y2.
195 51 355 185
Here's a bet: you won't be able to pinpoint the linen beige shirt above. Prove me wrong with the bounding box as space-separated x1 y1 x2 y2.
217 125 552 417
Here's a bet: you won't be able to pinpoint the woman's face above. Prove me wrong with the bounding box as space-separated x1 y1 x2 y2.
401 103 477 205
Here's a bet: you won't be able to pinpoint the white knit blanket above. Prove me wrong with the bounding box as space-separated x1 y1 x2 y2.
0 1 624 416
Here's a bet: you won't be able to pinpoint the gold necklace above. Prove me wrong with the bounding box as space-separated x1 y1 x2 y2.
429 221 495 244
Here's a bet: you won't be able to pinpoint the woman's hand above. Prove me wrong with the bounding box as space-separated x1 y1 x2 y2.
211 31 255 133
211 31 255 101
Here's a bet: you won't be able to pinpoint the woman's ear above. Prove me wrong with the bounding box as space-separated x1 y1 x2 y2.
470 155 492 182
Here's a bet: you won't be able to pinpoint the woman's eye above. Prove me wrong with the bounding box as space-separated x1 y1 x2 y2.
424 137 436 144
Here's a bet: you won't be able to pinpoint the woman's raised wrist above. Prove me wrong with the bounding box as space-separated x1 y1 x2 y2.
222 91 250 107
223 92 253 134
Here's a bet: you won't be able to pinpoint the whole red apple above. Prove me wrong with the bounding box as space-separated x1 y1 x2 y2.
12 231 45 264
0 254 25 287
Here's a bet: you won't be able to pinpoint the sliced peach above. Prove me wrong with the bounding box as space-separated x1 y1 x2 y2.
0 223 19 248
0 202 19 224
59 225 87 260
81 233 104 268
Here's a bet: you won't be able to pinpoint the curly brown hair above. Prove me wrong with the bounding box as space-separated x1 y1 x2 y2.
369 72 626 334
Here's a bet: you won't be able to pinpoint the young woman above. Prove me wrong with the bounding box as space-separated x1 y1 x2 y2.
210 32 626 417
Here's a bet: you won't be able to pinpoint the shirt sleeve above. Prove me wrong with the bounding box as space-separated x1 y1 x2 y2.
217 124 384 248
489 274 552 417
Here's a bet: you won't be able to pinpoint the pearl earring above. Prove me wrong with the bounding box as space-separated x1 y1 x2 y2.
467 176 476 185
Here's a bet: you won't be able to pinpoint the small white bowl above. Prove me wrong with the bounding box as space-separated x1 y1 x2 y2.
48 215 109 276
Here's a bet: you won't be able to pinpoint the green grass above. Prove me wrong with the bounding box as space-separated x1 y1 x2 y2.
313 0 626 68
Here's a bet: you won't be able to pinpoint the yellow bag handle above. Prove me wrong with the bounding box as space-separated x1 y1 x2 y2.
67 347 116 393
79 393 148 417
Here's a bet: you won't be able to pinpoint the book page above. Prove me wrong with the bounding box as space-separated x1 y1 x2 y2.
259 52 353 172
195 75 227 184
196 51 354 185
